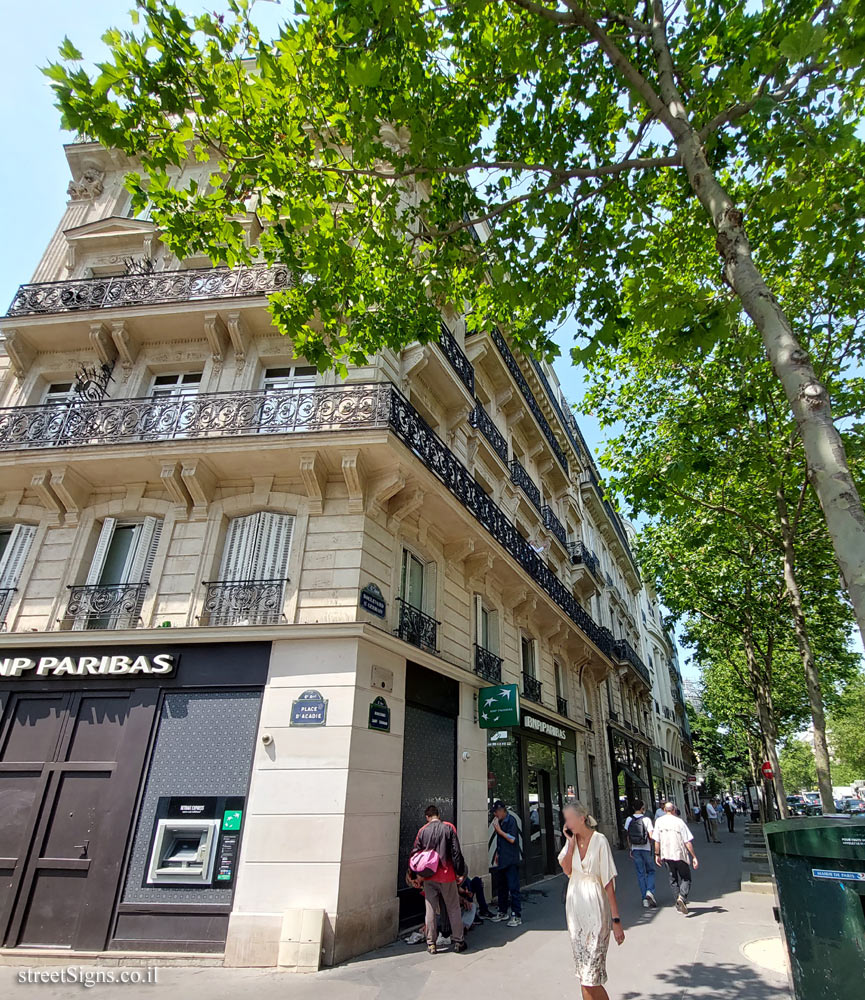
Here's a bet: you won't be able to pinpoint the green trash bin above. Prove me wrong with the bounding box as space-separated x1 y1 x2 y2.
765 815 865 1000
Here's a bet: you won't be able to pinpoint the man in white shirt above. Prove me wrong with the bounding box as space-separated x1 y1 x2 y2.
654 801 700 914
624 800 657 908
704 799 721 843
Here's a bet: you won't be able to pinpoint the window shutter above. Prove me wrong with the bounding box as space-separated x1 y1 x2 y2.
252 513 294 580
124 517 162 584
0 524 37 589
474 594 484 647
422 559 437 616
85 518 117 585
219 514 258 581
488 609 500 655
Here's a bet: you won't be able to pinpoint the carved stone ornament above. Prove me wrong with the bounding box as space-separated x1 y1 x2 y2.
67 168 105 201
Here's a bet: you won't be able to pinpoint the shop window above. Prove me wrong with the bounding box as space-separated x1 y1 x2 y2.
0 523 36 625
72 517 162 629
150 372 202 398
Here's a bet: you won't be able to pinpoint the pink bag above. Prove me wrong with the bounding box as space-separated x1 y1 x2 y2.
409 848 441 878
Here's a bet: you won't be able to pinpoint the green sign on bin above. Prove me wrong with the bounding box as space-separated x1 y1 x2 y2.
478 683 520 729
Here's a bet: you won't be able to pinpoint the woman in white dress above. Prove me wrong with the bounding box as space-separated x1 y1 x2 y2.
558 801 625 999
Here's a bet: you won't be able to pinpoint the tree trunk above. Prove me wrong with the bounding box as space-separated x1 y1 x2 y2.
643 2 865 648
775 488 835 813
742 632 789 818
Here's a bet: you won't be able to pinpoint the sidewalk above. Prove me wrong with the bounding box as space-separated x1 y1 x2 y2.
3 823 790 999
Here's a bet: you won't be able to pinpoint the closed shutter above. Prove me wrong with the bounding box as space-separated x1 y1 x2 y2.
219 514 259 581
124 516 163 584
474 594 484 648
85 518 117 585
422 560 437 617
0 524 37 588
251 512 294 580
487 608 500 655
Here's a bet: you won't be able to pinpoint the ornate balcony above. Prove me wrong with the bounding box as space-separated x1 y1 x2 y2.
490 328 568 472
510 458 542 513
474 644 503 683
63 582 148 630
541 505 566 546
522 672 542 703
396 598 439 653
613 638 652 687
567 540 601 577
438 322 475 395
6 264 293 316
0 587 16 631
0 383 393 452
557 696 569 718
199 578 287 626
469 400 508 463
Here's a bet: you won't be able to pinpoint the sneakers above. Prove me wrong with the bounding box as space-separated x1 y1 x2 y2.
427 944 437 955
454 940 468 953
676 896 689 914
490 912 509 923
435 933 451 947
479 909 494 919
645 891 657 908
506 915 522 927
642 898 650 908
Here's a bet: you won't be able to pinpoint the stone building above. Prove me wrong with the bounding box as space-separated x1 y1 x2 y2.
0 138 663 968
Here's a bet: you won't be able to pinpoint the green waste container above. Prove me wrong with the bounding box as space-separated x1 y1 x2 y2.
765 815 865 1000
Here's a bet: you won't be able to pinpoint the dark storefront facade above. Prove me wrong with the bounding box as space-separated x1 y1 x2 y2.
0 642 266 954
607 724 655 848
487 711 580 883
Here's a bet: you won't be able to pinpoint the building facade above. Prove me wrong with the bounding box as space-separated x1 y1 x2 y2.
0 139 664 967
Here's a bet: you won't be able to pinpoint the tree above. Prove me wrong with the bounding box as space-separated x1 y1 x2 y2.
46 0 865 639
828 672 865 783
779 738 817 793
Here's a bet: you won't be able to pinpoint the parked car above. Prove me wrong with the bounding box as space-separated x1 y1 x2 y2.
849 801 865 815
842 796 865 813
786 794 808 816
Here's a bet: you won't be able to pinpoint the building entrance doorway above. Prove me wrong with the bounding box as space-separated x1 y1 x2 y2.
525 740 562 880
0 688 157 950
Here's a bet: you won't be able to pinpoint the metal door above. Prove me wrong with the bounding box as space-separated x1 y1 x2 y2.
0 689 157 950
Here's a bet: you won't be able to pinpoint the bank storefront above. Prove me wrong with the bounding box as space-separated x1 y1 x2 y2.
0 641 266 954
607 724 655 847
486 708 581 882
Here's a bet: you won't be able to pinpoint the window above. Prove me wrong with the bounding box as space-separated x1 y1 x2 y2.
521 635 536 678
474 596 499 653
262 365 317 392
43 382 74 406
73 517 162 629
554 661 564 700
399 547 436 616
206 512 294 625
0 524 36 625
151 372 202 398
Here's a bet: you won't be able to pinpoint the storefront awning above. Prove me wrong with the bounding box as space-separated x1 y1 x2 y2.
618 764 650 788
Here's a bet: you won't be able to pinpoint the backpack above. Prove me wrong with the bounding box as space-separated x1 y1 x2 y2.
627 815 649 846
409 848 441 879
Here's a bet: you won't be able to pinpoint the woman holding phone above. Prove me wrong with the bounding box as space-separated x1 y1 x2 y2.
558 801 624 999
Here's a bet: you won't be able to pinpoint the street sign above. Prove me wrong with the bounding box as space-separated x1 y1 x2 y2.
761 761 774 780
687 775 697 784
478 684 520 729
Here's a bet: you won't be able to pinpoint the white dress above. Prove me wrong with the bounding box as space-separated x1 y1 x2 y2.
558 832 618 987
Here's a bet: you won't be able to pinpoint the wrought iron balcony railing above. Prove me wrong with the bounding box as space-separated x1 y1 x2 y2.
522 672 542 703
567 540 601 578
474 644 503 683
63 582 148 630
6 264 293 317
613 638 652 687
469 400 508 463
0 383 393 452
438 322 475 395
1 380 618 662
490 328 568 472
557 696 569 718
510 458 542 512
199 578 287 627
0 587 16 631
541 505 566 546
396 598 439 653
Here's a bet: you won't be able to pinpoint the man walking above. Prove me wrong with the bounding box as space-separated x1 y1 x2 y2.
704 799 722 842
654 801 700 914
624 799 657 908
410 804 468 954
723 797 736 833
490 800 522 927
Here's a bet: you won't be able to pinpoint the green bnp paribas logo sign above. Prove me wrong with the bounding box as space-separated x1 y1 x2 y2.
478 683 520 729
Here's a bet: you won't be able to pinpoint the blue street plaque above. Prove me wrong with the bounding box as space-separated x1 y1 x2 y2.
359 582 386 618
811 869 865 882
290 689 328 726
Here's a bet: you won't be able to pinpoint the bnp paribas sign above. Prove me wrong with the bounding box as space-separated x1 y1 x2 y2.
478 683 520 729
0 653 177 679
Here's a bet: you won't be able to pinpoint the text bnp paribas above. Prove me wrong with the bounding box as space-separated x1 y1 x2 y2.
0 653 176 678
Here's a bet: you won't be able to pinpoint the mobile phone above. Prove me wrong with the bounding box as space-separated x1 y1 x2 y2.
564 826 573 838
